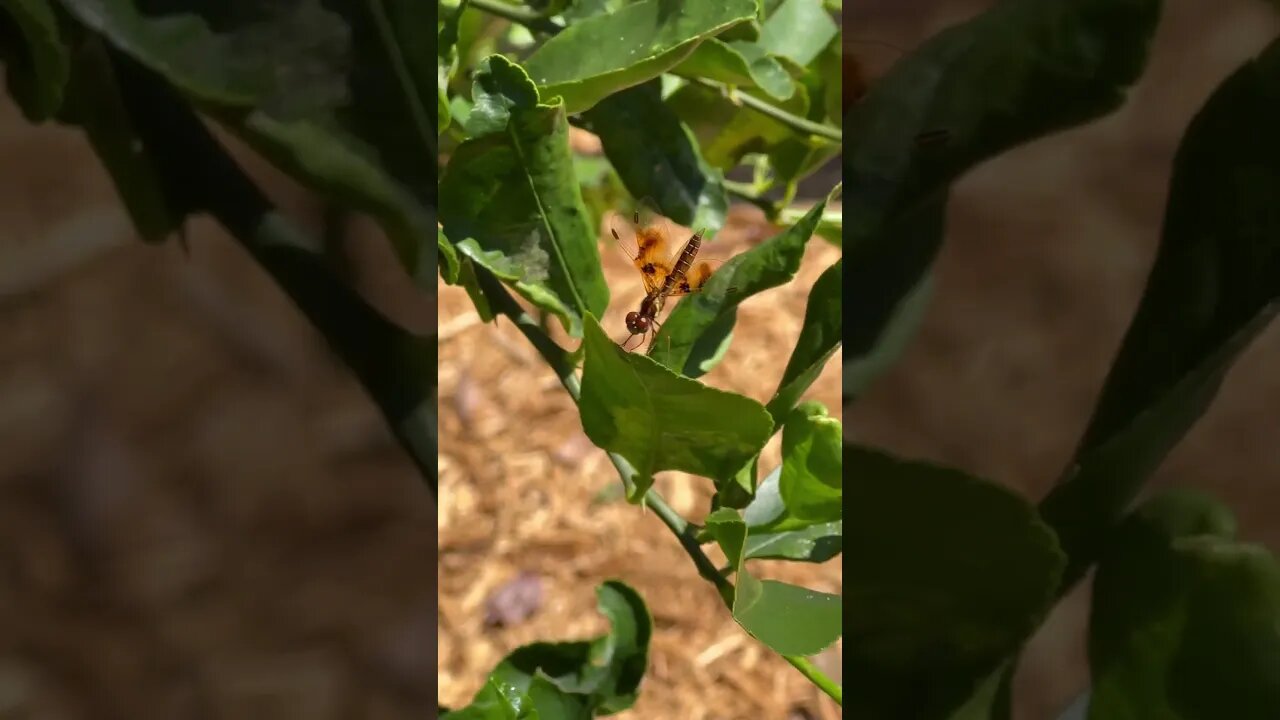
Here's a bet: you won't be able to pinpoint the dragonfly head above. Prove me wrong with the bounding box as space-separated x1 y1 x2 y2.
625 311 650 334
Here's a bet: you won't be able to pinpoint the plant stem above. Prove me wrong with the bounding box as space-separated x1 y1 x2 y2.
686 76 842 143
467 0 564 34
785 654 843 705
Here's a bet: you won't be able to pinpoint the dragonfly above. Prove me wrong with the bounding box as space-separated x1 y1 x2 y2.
610 204 718 354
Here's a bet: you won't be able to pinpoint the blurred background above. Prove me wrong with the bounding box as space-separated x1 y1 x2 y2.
0 100 435 714
851 0 1280 717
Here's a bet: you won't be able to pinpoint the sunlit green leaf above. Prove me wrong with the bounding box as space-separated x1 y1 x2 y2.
742 466 841 562
439 56 608 336
705 508 842 656
578 314 772 502
766 257 840 424
523 0 756 113
757 0 837 68
443 580 651 718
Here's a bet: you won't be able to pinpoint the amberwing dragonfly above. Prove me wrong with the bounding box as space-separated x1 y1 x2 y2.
610 203 718 354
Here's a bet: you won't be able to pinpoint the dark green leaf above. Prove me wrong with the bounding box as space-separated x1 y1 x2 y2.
648 191 827 375
848 444 1064 718
71 52 438 492
846 0 1159 408
578 314 773 502
1041 37 1280 589
579 78 727 231
0 0 69 120
60 0 438 283
444 580 651 718
55 34 187 242
766 257 840 424
705 508 842 656
523 0 756 113
742 466 842 562
778 401 840 522
439 56 609 337
757 0 837 68
1089 489 1280 720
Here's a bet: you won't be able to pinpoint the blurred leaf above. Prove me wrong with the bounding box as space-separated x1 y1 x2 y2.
742 465 842 562
671 37 795 100
523 0 756 113
779 401 840 522
68 51 439 492
1041 37 1280 589
443 580 650 718
1089 489 1280 720
757 0 836 68
649 190 828 376
579 79 727 231
55 33 187 242
578 314 773 502
766 257 840 424
60 0 438 283
439 56 608 337
846 0 1159 407
705 508 842 656
0 0 69 120
848 444 1064 718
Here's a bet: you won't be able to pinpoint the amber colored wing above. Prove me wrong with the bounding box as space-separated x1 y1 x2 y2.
665 260 714 297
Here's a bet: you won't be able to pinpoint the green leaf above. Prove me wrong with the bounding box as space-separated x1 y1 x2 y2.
778 401 840 522
579 78 728 231
742 465 841 562
465 50 540 137
671 37 795 100
55 34 188 242
705 508 842 656
1041 37 1280 590
848 444 1064 718
671 79 810 171
647 190 827 376
443 580 651 718
523 0 757 113
60 0 438 284
0 0 69 120
766 257 840 424
846 0 1159 406
439 56 609 337
1089 489 1280 720
757 0 837 68
578 314 773 502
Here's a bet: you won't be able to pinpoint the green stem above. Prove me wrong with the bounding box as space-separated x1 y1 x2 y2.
785 655 843 705
686 76 842 143
468 0 564 34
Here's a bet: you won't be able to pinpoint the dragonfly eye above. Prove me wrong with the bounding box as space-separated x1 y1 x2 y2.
625 311 648 333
